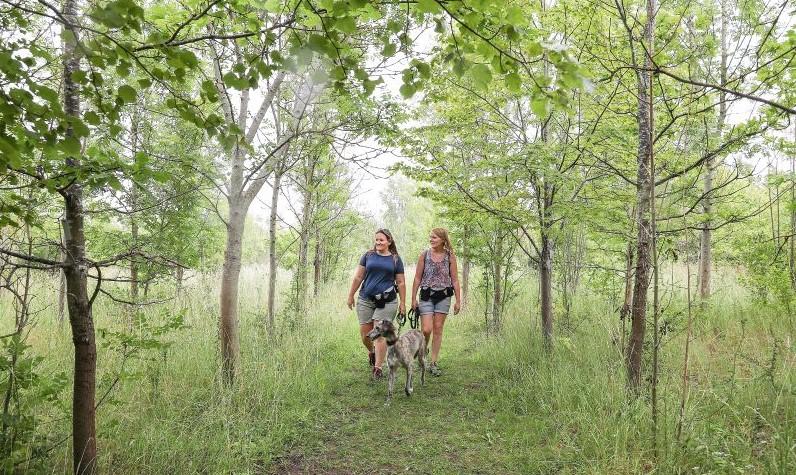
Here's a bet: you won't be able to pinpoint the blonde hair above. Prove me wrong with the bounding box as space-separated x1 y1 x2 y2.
431 227 455 255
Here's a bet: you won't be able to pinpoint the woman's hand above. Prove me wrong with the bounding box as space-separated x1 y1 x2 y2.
347 295 355 310
399 302 406 315
453 301 461 315
411 299 418 311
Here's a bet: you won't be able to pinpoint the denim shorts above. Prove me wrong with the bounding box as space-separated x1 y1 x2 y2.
417 296 451 315
356 297 398 325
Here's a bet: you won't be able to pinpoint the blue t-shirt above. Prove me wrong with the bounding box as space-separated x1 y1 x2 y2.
358 252 404 299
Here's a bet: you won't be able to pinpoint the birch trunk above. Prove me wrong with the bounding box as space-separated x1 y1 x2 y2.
295 182 313 315
220 203 245 385
267 169 282 336
700 0 728 302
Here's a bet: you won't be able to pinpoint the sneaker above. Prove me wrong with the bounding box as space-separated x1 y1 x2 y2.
372 366 383 379
368 351 376 368
429 362 441 377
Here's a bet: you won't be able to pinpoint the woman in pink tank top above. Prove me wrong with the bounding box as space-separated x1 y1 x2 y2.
410 227 462 377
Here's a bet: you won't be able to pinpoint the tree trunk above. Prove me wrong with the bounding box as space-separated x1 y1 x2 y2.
210 60 293 381
492 232 504 332
627 0 655 391
267 169 282 336
313 227 322 298
58 244 66 325
129 109 140 319
130 208 138 304
791 122 796 289
700 0 728 302
539 232 554 346
295 181 313 315
537 78 554 346
61 0 97 471
175 266 184 298
220 208 245 385
129 176 139 330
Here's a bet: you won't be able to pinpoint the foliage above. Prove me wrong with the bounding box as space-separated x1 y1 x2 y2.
0 333 68 472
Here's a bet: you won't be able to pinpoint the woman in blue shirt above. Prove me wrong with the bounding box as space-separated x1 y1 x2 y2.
346 228 406 379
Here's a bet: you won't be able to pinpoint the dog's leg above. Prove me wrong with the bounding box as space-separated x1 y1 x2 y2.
405 363 413 396
387 364 396 401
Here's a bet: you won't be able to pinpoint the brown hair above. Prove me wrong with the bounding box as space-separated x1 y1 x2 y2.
431 227 455 255
374 228 398 255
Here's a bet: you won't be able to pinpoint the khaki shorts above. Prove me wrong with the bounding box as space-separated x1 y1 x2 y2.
356 297 398 325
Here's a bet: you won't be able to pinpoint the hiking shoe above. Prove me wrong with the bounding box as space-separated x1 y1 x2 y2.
429 362 441 377
372 366 383 379
368 351 376 368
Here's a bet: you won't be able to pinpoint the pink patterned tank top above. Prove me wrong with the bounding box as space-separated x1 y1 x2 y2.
420 249 452 290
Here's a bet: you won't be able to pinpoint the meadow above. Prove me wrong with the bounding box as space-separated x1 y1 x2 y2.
3 262 794 474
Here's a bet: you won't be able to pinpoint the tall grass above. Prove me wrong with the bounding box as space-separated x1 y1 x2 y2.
474 265 796 473
2 262 794 473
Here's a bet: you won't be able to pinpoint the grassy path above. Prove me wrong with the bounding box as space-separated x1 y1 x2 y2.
267 320 527 474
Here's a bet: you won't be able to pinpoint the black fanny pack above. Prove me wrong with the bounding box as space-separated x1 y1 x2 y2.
419 287 453 304
371 287 397 309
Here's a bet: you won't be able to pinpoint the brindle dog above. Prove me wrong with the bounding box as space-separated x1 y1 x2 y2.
367 319 427 401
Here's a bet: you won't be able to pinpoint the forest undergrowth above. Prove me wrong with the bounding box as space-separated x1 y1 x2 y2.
2 264 794 474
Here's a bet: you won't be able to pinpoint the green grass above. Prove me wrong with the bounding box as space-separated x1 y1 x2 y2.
2 264 795 473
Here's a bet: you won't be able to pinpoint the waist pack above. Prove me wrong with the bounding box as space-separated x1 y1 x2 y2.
371 287 397 309
419 286 453 304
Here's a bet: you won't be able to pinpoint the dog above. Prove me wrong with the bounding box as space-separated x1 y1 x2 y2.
367 319 427 401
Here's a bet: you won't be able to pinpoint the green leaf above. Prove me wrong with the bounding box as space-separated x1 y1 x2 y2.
399 83 416 98
307 34 336 58
505 73 522 93
470 63 492 85
452 59 467 77
531 94 549 117
84 111 100 125
505 6 526 26
527 41 543 57
387 20 402 33
71 70 88 84
61 136 81 155
0 136 21 168
106 175 122 190
329 66 346 81
70 118 90 138
416 0 442 14
35 85 60 105
222 72 248 90
335 16 357 34
263 0 281 11
117 85 137 103
116 62 131 77
413 60 431 79
381 42 397 57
